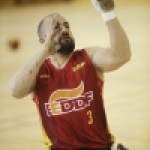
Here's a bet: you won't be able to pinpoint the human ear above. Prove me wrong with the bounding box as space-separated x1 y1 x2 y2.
39 37 45 44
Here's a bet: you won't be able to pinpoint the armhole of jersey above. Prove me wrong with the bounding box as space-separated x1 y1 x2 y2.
33 95 53 150
81 49 103 84
36 59 48 79
81 49 104 93
41 124 53 150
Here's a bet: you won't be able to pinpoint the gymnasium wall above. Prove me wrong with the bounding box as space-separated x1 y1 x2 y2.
0 0 149 7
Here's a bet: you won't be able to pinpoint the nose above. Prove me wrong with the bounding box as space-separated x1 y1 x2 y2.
61 26 68 33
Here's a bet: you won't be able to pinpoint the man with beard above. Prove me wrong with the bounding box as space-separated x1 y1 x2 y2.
9 0 131 150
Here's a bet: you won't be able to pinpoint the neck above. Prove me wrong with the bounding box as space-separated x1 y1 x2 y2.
49 52 73 69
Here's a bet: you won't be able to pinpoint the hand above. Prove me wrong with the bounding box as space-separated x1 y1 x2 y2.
91 0 114 13
44 20 61 55
97 0 114 12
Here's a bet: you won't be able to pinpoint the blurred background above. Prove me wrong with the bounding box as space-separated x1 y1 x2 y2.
0 0 150 150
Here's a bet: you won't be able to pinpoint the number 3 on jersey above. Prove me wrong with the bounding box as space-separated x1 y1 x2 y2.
87 110 93 124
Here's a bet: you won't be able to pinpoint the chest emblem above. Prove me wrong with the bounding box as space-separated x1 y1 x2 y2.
45 81 93 116
72 61 85 72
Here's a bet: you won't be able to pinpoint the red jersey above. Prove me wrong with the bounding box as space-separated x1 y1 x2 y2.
33 49 114 150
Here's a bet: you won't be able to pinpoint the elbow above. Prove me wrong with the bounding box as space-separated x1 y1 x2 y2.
8 79 35 99
119 44 132 64
123 53 131 63
10 93 23 100
123 47 132 63
8 82 24 99
118 51 132 67
117 40 132 63
9 87 23 99
99 48 132 72
107 50 132 72
125 42 132 62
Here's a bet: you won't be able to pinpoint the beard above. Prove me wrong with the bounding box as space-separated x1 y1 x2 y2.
57 34 75 55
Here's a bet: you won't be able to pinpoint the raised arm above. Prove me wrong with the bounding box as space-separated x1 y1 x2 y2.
86 0 131 72
8 49 49 99
8 19 61 99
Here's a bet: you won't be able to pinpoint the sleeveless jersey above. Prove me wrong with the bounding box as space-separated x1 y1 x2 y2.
33 49 114 150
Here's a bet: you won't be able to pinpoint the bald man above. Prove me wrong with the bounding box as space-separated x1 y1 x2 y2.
9 0 131 150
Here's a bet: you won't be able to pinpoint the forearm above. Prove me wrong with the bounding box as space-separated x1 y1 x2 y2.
9 18 63 99
9 48 49 99
106 18 131 62
90 0 131 71
97 2 131 62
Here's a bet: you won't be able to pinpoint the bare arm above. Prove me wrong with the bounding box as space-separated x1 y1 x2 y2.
86 0 131 72
8 49 49 99
8 19 61 99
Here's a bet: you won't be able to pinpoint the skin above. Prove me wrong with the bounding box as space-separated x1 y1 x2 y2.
8 1 131 99
40 14 76 68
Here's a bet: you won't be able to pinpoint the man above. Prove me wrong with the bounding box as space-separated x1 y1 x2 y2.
9 0 131 150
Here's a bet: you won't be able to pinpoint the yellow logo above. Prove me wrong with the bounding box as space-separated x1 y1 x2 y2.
44 81 93 116
40 74 50 78
73 62 85 72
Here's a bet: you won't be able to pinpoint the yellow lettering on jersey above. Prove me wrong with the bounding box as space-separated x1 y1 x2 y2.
87 110 93 124
40 74 50 78
73 62 85 72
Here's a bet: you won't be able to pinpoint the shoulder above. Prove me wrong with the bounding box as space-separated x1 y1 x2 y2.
72 49 94 63
74 48 104 81
84 46 103 56
37 58 50 76
73 48 100 59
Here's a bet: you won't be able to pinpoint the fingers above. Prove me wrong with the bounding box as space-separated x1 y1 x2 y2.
52 20 62 51
91 0 114 14
45 20 60 41
98 0 114 11
50 20 61 40
44 19 61 54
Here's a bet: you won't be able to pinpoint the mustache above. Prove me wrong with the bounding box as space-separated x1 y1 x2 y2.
60 33 70 38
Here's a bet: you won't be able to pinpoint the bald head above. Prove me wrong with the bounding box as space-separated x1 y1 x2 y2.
37 18 45 37
37 13 66 38
37 13 75 55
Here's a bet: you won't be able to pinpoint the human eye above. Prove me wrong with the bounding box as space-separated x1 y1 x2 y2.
55 23 60 30
64 22 69 28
